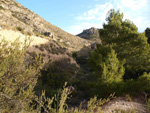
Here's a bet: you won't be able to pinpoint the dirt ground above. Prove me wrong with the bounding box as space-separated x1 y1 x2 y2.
101 95 149 113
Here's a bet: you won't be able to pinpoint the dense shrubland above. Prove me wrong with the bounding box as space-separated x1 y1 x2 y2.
0 38 106 113
89 9 150 97
0 9 150 112
0 38 40 112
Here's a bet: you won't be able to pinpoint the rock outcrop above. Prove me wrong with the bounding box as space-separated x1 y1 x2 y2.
77 27 100 40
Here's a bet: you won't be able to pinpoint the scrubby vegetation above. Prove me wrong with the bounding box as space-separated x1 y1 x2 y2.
16 26 24 34
0 38 112 112
145 27 150 43
148 98 150 111
0 9 150 112
88 9 150 98
0 38 39 112
0 6 5 10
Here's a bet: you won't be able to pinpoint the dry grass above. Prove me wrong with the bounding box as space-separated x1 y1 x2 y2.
0 29 49 46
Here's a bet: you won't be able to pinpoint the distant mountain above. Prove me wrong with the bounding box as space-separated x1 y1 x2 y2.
77 27 100 40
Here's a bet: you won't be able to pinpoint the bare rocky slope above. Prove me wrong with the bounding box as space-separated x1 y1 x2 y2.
0 29 74 63
77 27 100 42
0 0 94 52
101 96 148 113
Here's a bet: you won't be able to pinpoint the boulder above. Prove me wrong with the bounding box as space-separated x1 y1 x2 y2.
43 32 53 38
43 32 50 37
77 27 99 40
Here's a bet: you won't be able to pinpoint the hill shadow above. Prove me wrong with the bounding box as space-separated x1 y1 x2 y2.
27 39 98 106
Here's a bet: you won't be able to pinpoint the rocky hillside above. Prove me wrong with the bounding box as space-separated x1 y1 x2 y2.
0 29 74 63
0 0 93 52
77 27 100 41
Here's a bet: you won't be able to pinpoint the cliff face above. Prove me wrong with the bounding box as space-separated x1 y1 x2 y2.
77 27 100 40
0 0 91 52
0 0 47 34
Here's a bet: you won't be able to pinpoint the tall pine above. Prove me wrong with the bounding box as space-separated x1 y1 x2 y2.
89 45 125 83
100 9 150 79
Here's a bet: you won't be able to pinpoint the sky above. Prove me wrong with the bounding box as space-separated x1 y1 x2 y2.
15 0 150 35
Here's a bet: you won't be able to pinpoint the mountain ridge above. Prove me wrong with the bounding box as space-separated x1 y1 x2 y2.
77 27 100 40
0 0 94 52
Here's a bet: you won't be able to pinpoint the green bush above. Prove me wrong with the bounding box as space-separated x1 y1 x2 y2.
16 26 24 32
0 6 4 10
100 9 150 79
0 38 42 112
89 45 124 82
148 98 150 111
145 28 150 43
0 38 76 112
72 52 78 59
88 9 150 98
36 58 77 97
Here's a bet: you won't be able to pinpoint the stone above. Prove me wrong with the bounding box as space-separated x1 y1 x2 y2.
77 27 99 40
43 32 50 37
91 42 98 50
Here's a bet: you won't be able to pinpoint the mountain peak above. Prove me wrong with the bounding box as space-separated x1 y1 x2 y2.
83 27 98 34
77 27 100 40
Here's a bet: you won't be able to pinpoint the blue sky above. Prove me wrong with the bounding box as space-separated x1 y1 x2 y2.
15 0 150 35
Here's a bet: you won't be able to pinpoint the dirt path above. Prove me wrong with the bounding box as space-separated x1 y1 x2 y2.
101 96 149 113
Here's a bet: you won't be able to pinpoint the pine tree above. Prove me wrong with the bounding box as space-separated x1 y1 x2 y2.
89 45 125 84
99 9 150 79
145 28 150 43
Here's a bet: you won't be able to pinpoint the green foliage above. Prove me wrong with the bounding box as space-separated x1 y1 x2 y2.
68 94 114 113
148 98 150 111
145 27 150 43
88 9 150 98
89 45 125 84
41 58 76 88
36 58 77 97
34 82 114 113
0 6 5 10
89 45 125 97
0 38 108 113
125 94 132 101
57 82 71 113
100 9 138 44
99 9 150 79
87 94 114 111
0 38 42 112
72 52 78 59
113 72 150 96
34 83 72 113
1 8 150 112
16 26 24 34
